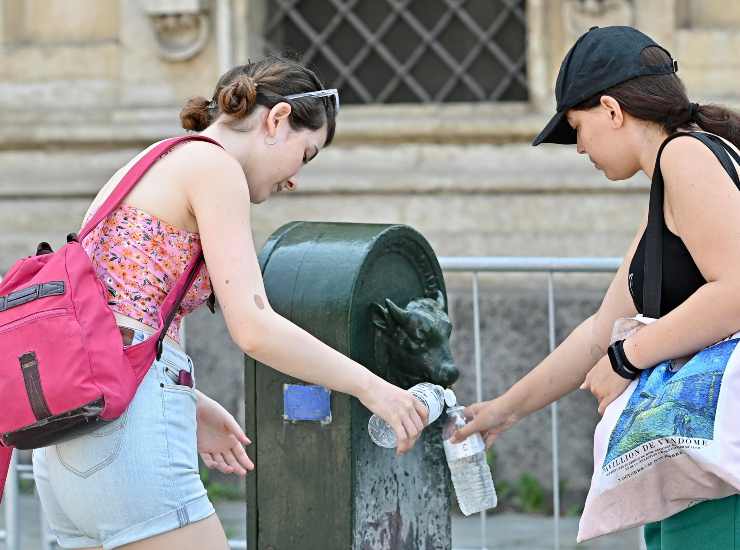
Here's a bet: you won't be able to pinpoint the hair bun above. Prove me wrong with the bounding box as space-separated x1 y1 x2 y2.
218 74 258 118
180 96 211 131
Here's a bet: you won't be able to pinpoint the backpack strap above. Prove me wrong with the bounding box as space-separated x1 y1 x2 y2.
643 132 740 318
77 135 223 360
77 135 222 241
153 249 206 359
0 446 12 504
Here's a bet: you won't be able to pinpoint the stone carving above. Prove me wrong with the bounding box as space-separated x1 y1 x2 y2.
563 0 635 39
142 0 210 62
371 290 459 389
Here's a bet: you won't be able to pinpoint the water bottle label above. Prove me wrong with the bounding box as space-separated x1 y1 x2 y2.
444 433 485 461
408 383 444 425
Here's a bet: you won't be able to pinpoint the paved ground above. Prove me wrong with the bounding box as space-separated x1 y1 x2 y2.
451 512 644 550
2 494 644 549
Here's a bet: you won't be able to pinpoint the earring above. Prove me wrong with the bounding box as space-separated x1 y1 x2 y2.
265 136 277 146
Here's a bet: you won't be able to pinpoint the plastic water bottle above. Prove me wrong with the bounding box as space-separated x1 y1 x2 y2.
443 404 498 516
367 383 455 448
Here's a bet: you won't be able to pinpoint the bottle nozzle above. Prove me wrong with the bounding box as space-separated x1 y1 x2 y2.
444 388 457 408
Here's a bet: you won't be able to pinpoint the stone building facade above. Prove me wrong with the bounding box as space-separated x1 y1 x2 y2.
2 0 739 503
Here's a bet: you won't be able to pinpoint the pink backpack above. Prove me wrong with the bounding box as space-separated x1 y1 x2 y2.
0 135 221 502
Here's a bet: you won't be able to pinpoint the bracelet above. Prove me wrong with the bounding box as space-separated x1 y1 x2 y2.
607 339 641 380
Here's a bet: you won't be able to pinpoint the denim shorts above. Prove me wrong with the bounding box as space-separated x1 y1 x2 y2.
32 329 215 549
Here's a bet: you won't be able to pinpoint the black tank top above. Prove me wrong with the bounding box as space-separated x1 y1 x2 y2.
628 135 740 316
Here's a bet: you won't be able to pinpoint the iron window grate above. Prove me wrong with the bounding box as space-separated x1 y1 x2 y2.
262 0 528 104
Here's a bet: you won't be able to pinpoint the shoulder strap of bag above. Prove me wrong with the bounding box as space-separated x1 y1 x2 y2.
643 132 740 318
77 135 223 359
727 145 740 166
697 131 740 165
692 133 740 188
77 135 221 241
152 249 205 359
0 446 12 504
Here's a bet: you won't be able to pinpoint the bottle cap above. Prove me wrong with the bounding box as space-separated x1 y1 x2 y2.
445 405 465 417
444 388 457 407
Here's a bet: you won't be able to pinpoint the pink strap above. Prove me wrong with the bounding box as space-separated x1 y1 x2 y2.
0 446 12 504
78 135 222 241
151 249 206 356
78 135 223 336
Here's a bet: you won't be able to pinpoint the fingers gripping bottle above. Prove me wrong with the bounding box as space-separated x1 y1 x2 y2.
443 404 498 516
367 382 454 448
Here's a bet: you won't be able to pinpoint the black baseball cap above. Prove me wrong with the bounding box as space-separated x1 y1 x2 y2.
532 26 678 146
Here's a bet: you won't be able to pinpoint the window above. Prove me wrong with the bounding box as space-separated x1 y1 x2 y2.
258 0 528 105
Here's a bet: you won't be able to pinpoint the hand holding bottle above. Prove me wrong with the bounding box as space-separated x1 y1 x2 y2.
368 383 454 449
444 404 498 515
450 397 519 448
358 376 429 455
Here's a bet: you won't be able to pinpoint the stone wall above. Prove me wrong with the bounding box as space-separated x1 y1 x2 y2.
2 0 739 502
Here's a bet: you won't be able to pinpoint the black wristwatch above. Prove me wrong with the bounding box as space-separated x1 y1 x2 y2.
607 339 641 380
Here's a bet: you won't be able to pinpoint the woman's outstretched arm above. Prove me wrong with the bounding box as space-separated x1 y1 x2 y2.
453 213 645 445
183 142 427 455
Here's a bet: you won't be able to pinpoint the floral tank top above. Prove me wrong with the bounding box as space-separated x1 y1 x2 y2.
81 204 212 344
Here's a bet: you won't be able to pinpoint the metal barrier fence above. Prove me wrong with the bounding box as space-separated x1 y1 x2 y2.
439 256 621 549
1 256 621 550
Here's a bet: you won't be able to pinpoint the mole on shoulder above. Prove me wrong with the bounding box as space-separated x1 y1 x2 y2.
254 294 265 310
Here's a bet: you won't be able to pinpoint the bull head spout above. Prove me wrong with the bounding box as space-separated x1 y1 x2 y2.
371 290 459 389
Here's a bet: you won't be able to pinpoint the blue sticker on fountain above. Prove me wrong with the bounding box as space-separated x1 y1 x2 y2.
283 384 332 424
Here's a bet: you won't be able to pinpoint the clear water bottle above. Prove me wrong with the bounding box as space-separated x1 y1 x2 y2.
443 405 498 516
367 383 455 448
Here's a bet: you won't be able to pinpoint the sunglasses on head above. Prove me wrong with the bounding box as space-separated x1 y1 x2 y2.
284 88 340 112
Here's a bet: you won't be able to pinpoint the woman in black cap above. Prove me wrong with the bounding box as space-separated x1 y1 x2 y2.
453 25 740 549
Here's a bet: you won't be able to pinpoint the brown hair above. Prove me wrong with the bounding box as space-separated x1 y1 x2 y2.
573 46 739 148
180 56 336 145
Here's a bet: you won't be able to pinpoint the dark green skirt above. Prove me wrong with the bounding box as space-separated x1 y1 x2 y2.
645 495 740 550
